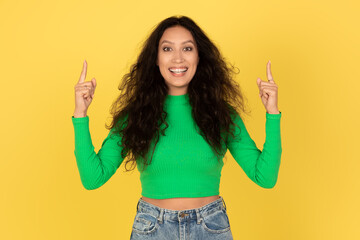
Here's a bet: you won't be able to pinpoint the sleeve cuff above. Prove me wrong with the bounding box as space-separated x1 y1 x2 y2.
72 115 89 123
266 111 282 120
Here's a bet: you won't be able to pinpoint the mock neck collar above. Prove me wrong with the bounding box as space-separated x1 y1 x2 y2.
164 93 189 106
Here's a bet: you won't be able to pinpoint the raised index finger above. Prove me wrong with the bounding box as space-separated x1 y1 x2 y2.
78 60 87 83
266 60 275 83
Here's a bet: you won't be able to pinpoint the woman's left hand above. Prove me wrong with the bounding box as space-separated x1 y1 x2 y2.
256 60 280 114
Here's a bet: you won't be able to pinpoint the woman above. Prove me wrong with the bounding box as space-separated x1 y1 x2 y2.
72 15 282 240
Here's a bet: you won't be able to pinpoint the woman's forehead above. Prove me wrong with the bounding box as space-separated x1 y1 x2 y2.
159 26 194 43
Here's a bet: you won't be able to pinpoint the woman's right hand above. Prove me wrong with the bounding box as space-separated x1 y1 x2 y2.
73 60 97 116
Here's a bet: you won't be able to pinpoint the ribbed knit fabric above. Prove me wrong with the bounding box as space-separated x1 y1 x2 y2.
72 93 282 199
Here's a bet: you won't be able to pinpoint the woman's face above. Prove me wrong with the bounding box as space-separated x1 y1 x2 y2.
157 25 199 95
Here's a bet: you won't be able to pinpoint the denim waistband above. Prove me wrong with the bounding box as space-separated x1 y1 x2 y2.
135 196 227 224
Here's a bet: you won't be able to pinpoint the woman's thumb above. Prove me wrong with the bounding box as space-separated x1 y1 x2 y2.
256 78 261 86
91 78 96 98
92 78 97 88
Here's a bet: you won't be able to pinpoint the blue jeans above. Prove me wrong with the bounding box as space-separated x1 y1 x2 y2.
130 196 233 240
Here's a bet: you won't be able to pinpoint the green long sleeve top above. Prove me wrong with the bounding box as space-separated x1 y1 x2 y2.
72 93 282 199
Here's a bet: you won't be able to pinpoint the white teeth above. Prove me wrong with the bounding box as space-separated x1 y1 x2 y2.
169 68 188 73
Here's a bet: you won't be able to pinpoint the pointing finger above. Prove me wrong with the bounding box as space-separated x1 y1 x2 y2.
78 60 87 83
266 60 275 83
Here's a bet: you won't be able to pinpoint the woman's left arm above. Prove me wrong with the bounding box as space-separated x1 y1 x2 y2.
227 61 282 188
227 112 282 189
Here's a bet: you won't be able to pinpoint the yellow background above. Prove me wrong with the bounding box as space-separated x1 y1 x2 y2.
1 0 359 239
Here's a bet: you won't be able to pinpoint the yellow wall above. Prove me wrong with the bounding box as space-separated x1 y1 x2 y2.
1 0 359 239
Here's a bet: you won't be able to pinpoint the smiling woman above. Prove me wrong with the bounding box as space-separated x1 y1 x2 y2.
156 26 199 95
72 15 282 240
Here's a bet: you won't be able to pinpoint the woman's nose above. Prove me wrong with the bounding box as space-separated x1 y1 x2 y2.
172 50 184 63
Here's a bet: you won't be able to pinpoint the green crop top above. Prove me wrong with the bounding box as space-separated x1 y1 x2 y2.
72 93 282 199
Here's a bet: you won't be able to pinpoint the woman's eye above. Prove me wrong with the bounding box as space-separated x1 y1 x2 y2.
162 47 192 51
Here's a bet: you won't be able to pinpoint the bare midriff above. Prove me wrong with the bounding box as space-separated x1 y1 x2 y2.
141 195 220 210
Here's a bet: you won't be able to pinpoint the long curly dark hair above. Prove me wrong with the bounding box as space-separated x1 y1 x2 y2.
105 15 251 172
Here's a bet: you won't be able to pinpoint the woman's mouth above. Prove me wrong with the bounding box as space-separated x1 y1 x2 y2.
169 67 188 77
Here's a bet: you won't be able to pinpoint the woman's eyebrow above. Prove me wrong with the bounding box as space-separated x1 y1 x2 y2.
160 40 195 45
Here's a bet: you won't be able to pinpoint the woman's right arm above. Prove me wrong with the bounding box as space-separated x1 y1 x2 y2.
72 60 125 190
72 115 125 190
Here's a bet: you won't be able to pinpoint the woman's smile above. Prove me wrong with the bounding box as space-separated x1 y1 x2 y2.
169 67 188 76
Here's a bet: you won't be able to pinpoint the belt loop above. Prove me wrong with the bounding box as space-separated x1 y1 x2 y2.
195 209 201 224
221 196 227 211
157 208 164 224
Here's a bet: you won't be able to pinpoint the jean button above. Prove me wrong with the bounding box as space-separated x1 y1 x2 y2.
180 212 185 217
